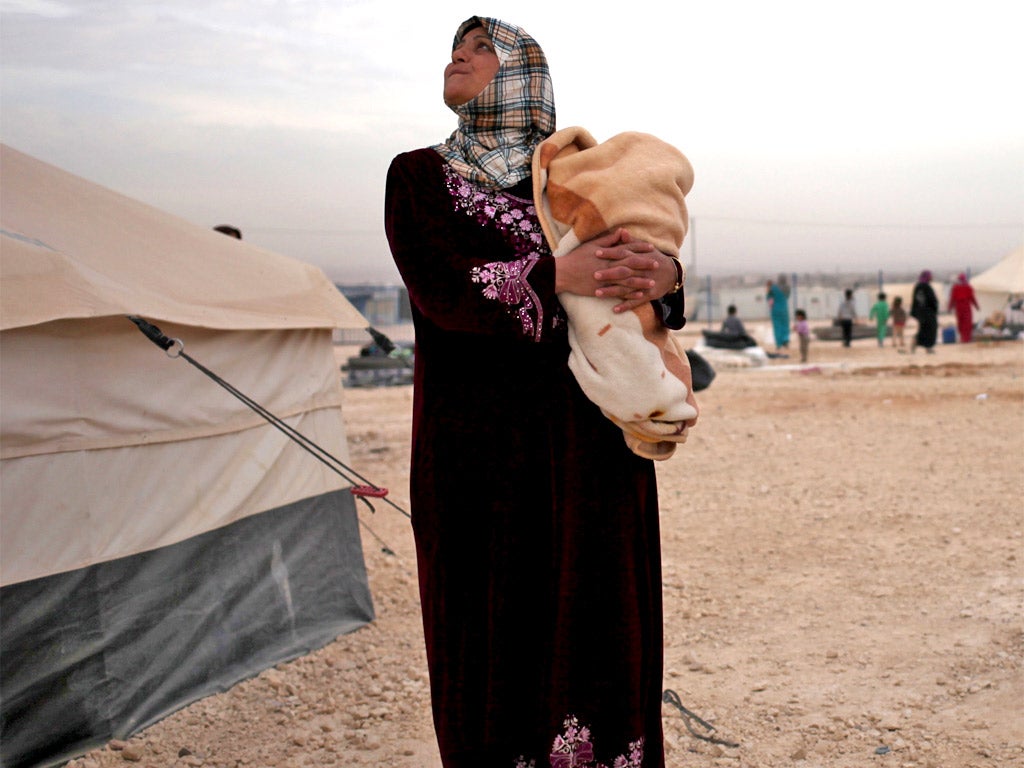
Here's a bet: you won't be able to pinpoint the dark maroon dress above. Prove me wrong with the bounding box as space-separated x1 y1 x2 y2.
385 148 675 768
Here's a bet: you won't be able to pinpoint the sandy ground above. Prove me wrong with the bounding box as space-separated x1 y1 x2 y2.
71 322 1023 768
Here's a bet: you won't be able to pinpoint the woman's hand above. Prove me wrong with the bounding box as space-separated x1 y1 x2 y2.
555 228 681 312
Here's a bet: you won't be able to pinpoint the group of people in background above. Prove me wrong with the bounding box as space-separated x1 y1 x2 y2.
758 270 982 360
905 269 979 352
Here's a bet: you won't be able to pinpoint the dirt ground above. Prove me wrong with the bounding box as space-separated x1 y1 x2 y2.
71 323 1023 768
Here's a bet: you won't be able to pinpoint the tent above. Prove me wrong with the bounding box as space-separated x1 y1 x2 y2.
971 245 1024 323
0 145 374 767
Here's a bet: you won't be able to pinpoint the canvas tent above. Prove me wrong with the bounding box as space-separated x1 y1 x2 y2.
0 144 374 767
971 245 1024 323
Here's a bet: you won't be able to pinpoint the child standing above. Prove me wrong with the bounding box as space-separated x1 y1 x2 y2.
890 295 908 351
869 291 890 347
793 308 811 363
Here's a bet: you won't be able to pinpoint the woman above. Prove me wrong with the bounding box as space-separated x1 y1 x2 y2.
384 16 689 768
948 272 980 342
911 269 939 353
766 277 790 350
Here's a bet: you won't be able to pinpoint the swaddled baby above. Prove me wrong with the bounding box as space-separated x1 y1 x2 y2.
532 126 699 460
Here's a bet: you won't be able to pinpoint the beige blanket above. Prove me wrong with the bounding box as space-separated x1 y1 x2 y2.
532 126 699 460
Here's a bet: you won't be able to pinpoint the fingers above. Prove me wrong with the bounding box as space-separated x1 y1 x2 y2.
611 296 653 313
593 257 660 282
595 279 655 298
593 241 657 261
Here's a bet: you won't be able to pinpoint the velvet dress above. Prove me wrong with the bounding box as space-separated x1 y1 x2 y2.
385 147 677 768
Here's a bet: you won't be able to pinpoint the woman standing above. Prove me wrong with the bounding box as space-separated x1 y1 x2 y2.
911 270 940 353
766 277 790 350
948 272 980 342
384 16 692 768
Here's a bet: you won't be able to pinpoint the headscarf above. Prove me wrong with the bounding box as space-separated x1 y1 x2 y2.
777 273 791 298
432 16 556 189
918 270 933 283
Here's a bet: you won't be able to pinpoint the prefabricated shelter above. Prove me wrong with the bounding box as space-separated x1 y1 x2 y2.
971 245 1024 323
0 144 374 767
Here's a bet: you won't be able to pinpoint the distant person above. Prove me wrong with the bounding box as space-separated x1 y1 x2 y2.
792 308 810 363
948 272 980 342
836 288 857 347
910 270 939 353
868 291 889 347
214 225 242 239
704 304 756 349
890 295 908 351
766 278 790 351
721 304 747 337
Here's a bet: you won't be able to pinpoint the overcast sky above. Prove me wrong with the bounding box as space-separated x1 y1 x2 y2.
2 0 1021 283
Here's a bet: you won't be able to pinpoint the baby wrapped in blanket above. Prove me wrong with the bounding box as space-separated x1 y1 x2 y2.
532 126 699 460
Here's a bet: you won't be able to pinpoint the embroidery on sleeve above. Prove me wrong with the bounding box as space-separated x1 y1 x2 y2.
445 165 554 341
513 715 645 768
471 256 543 341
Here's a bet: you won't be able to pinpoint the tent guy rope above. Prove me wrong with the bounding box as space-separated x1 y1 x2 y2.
126 315 410 523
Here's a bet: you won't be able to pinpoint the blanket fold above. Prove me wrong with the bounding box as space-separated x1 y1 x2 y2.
532 126 699 460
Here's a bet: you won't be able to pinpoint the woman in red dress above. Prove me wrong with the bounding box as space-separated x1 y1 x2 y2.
948 272 980 342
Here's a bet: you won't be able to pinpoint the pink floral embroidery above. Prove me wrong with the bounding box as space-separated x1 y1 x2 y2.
445 165 560 341
471 256 541 341
514 715 645 768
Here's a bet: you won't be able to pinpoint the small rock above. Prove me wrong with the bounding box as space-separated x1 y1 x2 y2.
120 744 144 762
108 740 129 751
361 734 382 751
879 712 902 730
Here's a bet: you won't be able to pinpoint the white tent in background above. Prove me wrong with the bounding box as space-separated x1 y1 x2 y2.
0 144 374 767
971 245 1024 323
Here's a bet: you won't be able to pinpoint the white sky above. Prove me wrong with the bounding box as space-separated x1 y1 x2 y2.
2 0 1021 282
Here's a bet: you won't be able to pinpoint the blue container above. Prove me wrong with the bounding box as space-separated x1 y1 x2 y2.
942 326 957 344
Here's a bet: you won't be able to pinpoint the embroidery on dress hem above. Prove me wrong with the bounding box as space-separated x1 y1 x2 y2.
513 715 645 768
445 164 555 342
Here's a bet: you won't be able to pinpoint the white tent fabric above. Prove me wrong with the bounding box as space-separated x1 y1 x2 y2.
1 145 365 332
971 246 1024 321
0 142 367 585
0 144 375 767
1 319 352 585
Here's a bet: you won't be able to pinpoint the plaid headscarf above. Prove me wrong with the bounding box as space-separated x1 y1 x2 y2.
433 16 556 189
